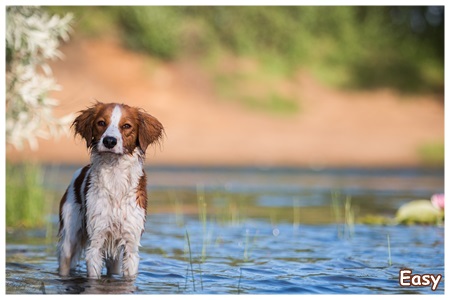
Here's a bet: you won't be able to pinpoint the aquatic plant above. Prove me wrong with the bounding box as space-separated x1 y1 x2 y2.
168 191 184 227
6 163 51 228
396 199 444 225
237 268 243 294
431 193 444 210
196 184 209 262
331 192 356 239
344 196 355 239
184 229 196 291
243 229 250 262
387 233 392 266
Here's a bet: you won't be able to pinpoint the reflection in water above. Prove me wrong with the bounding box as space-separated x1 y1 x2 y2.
78 277 136 294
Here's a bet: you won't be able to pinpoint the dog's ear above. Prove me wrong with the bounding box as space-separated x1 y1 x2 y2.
72 103 101 148
138 110 164 152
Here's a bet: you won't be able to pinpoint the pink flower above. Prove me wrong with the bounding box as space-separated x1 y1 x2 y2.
431 194 444 210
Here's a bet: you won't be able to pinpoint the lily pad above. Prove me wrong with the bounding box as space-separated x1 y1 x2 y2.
396 200 444 225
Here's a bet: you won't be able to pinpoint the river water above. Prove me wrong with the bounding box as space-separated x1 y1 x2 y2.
5 166 445 294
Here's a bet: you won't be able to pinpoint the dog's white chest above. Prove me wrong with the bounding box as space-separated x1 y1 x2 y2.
84 154 146 257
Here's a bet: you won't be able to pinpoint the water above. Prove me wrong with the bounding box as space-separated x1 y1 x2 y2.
5 166 445 294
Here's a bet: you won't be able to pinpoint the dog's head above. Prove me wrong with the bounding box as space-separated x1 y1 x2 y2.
72 102 163 155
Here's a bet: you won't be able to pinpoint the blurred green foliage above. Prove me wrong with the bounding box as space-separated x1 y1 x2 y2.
118 7 181 59
46 6 443 93
418 141 444 166
215 71 300 115
6 162 51 228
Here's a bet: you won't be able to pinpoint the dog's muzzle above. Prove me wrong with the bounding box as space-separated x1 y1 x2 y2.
103 136 118 149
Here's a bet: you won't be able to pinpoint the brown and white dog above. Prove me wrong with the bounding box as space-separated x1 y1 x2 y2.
57 102 163 278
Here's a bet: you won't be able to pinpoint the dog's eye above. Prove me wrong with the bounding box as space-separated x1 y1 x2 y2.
97 120 106 127
122 124 132 129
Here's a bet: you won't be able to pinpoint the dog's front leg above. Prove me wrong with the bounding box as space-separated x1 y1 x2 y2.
122 242 140 277
85 236 106 278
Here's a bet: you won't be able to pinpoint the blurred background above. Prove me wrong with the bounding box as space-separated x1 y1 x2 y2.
7 6 444 168
5 7 445 294
5 5 445 229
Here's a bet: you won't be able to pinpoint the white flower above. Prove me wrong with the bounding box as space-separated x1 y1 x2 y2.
6 6 74 151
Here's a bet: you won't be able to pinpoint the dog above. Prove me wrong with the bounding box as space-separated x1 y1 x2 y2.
57 102 163 278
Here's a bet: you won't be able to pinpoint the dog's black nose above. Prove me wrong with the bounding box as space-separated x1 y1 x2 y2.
103 136 117 149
